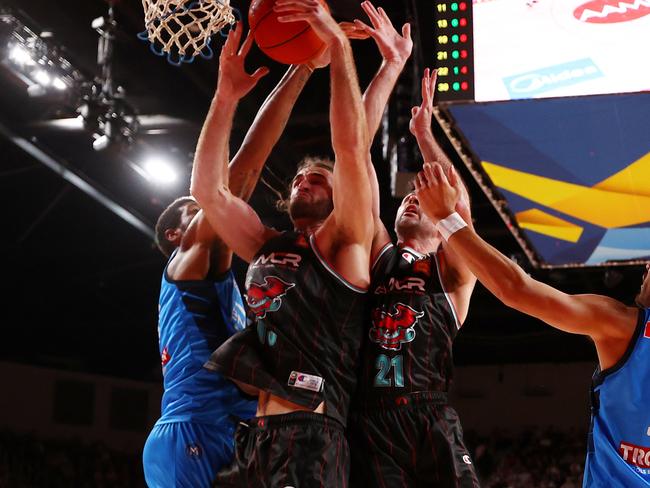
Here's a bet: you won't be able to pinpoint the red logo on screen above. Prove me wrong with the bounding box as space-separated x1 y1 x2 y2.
574 0 650 23
644 321 650 339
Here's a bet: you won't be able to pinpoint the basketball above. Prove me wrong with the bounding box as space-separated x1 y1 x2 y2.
248 0 328 65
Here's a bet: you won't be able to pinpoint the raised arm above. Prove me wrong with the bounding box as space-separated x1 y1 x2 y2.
327 18 373 244
191 25 279 263
190 25 268 204
409 70 476 323
342 1 413 256
229 49 331 201
415 162 638 368
343 1 412 140
410 69 450 165
276 0 372 242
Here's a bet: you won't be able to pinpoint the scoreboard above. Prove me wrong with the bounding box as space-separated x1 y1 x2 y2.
433 0 474 102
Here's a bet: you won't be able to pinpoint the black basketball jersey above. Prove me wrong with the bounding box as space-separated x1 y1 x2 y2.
205 231 367 425
357 243 459 404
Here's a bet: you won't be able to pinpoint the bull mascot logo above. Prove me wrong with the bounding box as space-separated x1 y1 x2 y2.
369 303 423 351
246 276 295 319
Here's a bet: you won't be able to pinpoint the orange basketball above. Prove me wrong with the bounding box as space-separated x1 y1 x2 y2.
249 0 328 65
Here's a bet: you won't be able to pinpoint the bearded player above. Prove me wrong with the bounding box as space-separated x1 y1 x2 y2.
192 1 375 485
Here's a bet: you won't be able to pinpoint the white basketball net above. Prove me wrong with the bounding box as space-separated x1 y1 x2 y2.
140 0 236 63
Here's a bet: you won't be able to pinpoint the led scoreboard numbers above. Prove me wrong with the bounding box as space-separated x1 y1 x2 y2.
433 0 474 102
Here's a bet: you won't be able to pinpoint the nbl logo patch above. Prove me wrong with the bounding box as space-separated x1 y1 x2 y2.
644 321 650 339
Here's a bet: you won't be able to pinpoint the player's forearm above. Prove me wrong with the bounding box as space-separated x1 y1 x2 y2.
363 59 405 141
446 227 528 307
414 126 449 166
329 37 373 240
200 188 271 263
363 59 405 221
440 239 477 289
446 226 630 339
229 64 312 201
329 37 369 159
190 92 238 202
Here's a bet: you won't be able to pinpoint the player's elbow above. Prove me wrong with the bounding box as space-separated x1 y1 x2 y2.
189 182 209 207
191 181 228 209
229 169 260 200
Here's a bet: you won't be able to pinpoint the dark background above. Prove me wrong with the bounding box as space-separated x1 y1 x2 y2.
1 0 644 384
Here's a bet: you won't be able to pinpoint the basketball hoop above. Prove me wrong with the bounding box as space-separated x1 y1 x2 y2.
138 0 237 65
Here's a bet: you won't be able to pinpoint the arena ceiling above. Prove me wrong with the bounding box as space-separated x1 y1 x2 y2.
1 0 644 381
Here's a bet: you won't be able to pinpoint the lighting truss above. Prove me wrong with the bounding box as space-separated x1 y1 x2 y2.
0 7 139 150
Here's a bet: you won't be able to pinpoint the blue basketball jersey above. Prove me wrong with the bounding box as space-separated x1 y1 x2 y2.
584 307 650 487
156 262 256 425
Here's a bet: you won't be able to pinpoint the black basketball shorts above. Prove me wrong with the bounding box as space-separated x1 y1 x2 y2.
347 393 479 488
214 411 350 488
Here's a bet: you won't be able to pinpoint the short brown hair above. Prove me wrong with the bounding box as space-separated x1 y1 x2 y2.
155 196 195 258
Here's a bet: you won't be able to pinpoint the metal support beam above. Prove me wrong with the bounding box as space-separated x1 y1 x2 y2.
0 122 154 239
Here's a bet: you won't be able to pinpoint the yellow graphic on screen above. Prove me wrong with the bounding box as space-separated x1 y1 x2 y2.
593 152 650 198
482 151 650 233
515 209 583 243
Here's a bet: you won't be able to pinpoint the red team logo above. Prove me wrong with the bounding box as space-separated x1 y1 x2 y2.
369 303 424 351
644 320 650 339
161 346 170 366
573 0 650 23
246 276 295 318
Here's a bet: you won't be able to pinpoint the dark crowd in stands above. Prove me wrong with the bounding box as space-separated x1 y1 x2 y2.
467 427 587 488
0 431 145 488
0 427 585 487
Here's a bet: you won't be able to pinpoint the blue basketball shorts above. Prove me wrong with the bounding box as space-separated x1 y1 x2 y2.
143 420 236 488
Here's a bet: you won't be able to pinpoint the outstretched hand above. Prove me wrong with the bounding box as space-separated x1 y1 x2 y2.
339 21 369 40
347 1 412 65
409 68 437 137
217 23 269 100
275 0 343 45
414 162 462 222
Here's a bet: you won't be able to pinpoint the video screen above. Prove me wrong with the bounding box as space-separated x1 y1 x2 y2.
472 0 650 101
448 93 650 266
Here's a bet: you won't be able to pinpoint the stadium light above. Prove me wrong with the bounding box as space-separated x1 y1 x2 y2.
2 14 81 100
141 157 178 185
33 69 51 86
92 133 110 151
52 77 67 90
8 44 34 66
